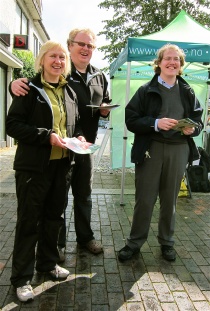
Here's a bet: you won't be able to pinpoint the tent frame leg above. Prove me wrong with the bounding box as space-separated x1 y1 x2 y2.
94 127 112 169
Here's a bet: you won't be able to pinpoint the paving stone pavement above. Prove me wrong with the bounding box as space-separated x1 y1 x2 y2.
0 145 210 311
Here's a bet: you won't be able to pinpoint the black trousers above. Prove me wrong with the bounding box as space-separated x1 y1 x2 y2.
11 158 70 288
58 153 94 247
57 169 72 248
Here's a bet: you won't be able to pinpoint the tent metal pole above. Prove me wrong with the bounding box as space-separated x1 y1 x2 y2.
203 84 210 149
120 62 131 206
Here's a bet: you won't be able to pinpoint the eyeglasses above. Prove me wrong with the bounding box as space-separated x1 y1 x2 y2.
71 40 95 50
162 57 180 62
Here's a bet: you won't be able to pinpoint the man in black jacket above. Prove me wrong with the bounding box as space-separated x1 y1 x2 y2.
10 28 111 259
118 44 203 262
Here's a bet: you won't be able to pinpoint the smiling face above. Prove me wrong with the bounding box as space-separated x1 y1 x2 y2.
158 48 181 81
68 31 96 72
41 47 66 83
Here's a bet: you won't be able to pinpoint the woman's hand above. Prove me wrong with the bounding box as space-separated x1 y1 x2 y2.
50 133 67 149
77 136 86 142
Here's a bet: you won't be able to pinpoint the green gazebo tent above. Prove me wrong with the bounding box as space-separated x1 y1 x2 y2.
108 10 210 203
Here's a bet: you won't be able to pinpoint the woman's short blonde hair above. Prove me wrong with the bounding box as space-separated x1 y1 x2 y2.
34 40 70 77
66 28 96 48
153 44 185 75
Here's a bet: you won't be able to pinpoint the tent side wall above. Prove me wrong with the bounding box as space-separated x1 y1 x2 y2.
110 75 209 169
110 78 147 169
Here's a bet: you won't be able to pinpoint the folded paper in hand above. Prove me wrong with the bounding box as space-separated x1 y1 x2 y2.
172 118 198 131
86 104 120 110
63 137 100 154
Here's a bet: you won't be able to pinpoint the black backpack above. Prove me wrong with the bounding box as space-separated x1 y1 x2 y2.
198 146 210 172
187 164 210 192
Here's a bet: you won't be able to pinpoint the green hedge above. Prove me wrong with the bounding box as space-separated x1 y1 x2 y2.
12 49 36 79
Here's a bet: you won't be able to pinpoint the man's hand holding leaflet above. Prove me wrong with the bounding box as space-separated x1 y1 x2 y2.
172 118 198 131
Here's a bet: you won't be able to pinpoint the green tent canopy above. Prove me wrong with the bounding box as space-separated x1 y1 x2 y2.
110 10 210 76
108 10 210 204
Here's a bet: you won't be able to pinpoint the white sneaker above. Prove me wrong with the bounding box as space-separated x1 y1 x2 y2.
49 264 69 279
16 281 34 302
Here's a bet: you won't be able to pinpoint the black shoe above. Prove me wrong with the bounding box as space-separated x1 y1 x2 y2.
118 245 140 261
161 245 176 261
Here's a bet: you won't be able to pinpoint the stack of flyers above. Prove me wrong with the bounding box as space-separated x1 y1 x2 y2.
172 118 198 131
86 104 120 110
63 137 100 154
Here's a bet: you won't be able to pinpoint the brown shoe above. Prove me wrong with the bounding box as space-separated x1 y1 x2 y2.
85 240 103 254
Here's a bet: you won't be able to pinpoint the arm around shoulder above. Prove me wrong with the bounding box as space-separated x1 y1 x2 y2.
9 78 30 97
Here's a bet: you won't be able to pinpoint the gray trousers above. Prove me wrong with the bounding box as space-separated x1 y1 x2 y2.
127 140 189 250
